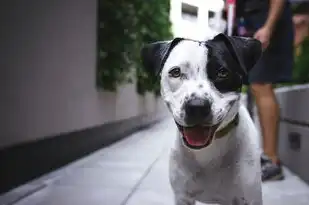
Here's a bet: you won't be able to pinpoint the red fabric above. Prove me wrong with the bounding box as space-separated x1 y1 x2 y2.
226 0 237 35
227 0 236 4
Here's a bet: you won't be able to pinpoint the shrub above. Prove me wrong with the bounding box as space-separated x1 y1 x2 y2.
97 0 173 95
293 37 309 84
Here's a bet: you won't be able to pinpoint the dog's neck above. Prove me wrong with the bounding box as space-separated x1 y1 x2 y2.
215 113 239 139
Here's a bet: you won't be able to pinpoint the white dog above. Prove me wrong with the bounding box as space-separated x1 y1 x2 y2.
141 33 263 205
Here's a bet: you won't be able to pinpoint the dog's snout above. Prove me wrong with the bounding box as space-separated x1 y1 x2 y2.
184 97 211 124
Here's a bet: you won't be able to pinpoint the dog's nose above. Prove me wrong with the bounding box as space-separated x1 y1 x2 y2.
184 98 211 124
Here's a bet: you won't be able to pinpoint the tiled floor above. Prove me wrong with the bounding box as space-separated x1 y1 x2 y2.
1 118 309 205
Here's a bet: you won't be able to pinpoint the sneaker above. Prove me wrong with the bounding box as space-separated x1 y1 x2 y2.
261 154 285 182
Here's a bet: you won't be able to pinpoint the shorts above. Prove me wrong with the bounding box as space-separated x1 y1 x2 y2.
244 1 294 84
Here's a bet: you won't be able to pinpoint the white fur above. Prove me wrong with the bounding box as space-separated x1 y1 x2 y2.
159 39 263 204
160 40 240 129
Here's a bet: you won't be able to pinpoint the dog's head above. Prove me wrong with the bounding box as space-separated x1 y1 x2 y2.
141 33 262 150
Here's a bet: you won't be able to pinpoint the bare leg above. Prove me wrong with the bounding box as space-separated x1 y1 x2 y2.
250 83 280 163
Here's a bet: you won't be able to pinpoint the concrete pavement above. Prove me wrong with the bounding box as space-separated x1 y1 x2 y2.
1 118 309 205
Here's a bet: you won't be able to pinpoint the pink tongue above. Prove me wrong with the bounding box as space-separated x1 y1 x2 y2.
183 126 212 146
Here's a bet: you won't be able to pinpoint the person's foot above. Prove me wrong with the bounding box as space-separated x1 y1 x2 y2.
261 154 285 182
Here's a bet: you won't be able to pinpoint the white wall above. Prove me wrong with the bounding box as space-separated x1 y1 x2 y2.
170 0 225 40
0 0 166 149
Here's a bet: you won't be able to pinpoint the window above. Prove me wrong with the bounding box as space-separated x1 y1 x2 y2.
208 11 215 19
181 3 198 21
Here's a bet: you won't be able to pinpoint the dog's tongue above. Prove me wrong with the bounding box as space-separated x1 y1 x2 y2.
183 126 214 147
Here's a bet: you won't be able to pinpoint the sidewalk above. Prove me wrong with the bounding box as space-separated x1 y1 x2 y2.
1 119 309 205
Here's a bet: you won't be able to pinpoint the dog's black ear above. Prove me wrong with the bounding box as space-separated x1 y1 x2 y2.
140 38 184 76
207 33 262 81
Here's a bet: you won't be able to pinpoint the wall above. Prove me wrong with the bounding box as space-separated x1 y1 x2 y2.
0 0 166 149
276 84 309 184
0 0 168 193
248 84 309 184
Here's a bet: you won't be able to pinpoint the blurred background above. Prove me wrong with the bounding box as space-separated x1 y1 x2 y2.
1 0 309 204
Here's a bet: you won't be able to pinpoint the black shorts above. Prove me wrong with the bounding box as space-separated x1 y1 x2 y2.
244 2 294 84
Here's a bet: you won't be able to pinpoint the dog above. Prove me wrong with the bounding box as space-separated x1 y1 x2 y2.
140 33 263 205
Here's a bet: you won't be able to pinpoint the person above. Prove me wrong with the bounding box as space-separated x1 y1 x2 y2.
225 0 294 182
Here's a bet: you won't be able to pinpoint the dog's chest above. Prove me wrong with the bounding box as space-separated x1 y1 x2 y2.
170 144 241 201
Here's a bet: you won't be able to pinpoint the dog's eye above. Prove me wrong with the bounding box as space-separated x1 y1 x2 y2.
168 67 181 78
216 67 229 81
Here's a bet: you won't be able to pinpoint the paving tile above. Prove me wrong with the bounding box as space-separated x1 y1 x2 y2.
125 189 174 205
0 184 45 205
14 186 131 205
137 156 171 193
2 118 309 205
53 166 144 189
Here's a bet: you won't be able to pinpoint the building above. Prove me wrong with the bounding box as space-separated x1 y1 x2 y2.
169 0 225 40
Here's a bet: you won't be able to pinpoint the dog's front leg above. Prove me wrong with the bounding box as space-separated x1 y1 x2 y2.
174 195 195 205
230 196 262 205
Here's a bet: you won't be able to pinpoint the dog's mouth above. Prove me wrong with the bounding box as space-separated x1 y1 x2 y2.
177 123 220 149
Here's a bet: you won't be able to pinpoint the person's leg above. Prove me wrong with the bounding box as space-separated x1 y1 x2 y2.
250 83 284 181
250 83 279 163
246 1 293 182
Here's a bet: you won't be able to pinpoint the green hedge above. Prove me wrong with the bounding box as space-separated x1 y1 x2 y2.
293 37 309 84
97 0 173 95
290 1 309 84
